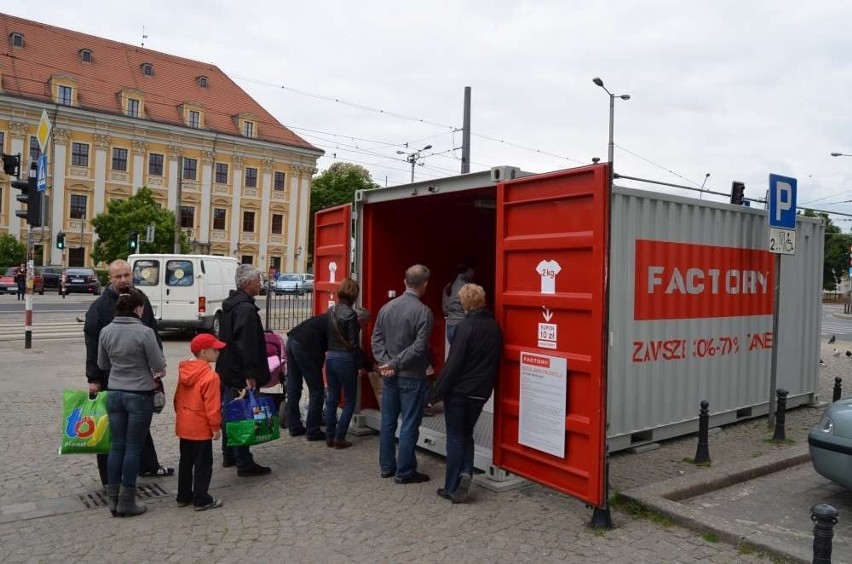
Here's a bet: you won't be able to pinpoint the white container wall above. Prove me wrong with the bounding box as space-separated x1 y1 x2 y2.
606 185 823 451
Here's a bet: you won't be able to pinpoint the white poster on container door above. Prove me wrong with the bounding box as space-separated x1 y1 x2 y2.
518 351 568 458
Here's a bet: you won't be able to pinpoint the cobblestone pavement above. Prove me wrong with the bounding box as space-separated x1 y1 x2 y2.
0 336 844 562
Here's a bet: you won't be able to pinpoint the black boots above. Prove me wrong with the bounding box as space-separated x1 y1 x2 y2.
115 485 147 517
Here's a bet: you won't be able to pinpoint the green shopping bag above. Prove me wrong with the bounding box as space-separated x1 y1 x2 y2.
59 390 111 454
224 390 280 447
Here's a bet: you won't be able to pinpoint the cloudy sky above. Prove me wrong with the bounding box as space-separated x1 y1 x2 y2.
10 1 852 223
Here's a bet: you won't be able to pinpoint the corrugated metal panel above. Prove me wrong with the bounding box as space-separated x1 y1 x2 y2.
607 186 822 450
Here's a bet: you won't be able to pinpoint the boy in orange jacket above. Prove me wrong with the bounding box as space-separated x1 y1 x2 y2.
175 333 225 511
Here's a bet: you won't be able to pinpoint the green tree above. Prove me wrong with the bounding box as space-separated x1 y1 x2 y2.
90 187 187 264
308 162 379 265
0 234 26 269
803 209 852 291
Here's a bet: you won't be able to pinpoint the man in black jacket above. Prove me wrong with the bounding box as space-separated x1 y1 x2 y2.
285 314 328 440
216 264 272 476
84 259 171 486
429 283 502 503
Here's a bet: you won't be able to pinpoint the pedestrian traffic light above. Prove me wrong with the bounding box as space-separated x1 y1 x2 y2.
12 162 41 227
730 181 745 206
129 231 139 251
56 231 65 250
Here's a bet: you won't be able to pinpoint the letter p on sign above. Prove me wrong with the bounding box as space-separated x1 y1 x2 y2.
768 173 797 230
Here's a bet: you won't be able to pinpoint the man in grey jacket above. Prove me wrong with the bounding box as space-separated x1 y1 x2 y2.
371 264 434 484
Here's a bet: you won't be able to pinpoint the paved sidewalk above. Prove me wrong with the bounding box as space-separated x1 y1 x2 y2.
0 336 846 562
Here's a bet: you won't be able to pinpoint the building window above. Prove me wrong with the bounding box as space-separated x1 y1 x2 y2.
215 163 228 184
243 121 254 138
269 256 281 271
245 167 258 188
241 255 253 265
29 136 41 162
58 85 73 106
188 110 200 129
182 158 197 180
274 171 285 191
71 143 89 167
127 98 140 118
180 206 195 229
111 148 128 171
197 76 208 88
242 211 255 232
148 153 164 176
80 49 92 63
70 194 87 219
213 208 226 230
271 214 283 235
0 132 5 152
141 62 153 76
10 33 23 48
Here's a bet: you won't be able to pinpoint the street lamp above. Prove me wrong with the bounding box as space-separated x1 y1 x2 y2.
592 77 630 168
397 144 433 183
831 152 852 157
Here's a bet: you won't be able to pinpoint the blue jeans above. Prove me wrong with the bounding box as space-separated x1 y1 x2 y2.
221 385 255 469
325 351 357 442
286 337 325 435
106 391 154 488
443 395 485 495
380 377 429 478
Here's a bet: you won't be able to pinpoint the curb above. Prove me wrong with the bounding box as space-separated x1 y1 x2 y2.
620 445 812 563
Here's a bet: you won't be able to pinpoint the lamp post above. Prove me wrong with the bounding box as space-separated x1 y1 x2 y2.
592 77 630 170
831 152 852 157
397 144 432 183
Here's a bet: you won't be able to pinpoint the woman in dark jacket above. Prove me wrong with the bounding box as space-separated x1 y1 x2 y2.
430 283 502 503
98 288 167 517
324 279 369 449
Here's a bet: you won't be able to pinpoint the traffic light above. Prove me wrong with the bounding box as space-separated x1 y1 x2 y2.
56 231 65 250
730 181 745 206
12 162 41 227
129 231 140 251
2 153 20 177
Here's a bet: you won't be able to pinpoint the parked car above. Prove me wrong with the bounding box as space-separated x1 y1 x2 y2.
274 273 312 296
40 266 64 289
0 266 44 295
61 267 101 295
808 396 852 489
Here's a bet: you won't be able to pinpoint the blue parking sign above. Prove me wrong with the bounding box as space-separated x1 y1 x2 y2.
768 173 796 229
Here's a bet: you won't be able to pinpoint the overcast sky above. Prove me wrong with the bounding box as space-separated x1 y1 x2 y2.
9 1 852 224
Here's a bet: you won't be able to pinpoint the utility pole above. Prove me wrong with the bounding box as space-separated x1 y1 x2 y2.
461 86 471 174
397 145 432 183
174 156 183 253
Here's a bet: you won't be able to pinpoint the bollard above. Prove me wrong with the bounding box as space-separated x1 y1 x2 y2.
693 400 710 464
812 504 839 564
834 377 843 402
772 389 788 443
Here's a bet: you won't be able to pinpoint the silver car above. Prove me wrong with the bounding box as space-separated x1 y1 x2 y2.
808 396 852 489
274 273 312 296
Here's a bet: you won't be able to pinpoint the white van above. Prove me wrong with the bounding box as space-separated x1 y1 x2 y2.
128 254 238 335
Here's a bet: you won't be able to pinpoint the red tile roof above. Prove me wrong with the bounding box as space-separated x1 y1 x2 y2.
0 13 320 153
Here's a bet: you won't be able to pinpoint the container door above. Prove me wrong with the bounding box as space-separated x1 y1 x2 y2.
314 204 351 315
493 164 610 507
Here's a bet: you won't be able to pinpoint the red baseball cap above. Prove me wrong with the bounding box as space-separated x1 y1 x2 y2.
190 333 227 354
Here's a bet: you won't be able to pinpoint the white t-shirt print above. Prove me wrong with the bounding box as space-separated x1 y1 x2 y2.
536 260 562 294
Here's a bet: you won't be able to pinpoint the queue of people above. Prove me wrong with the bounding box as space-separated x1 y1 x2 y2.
83 259 500 516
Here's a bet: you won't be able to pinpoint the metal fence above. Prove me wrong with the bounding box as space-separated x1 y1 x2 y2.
263 290 314 334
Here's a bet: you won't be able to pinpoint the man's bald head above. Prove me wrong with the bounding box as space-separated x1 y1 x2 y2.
108 259 133 292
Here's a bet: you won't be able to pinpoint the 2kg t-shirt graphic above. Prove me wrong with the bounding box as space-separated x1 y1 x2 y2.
536 260 562 294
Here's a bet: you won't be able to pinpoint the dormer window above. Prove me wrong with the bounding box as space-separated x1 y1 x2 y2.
10 33 23 48
243 121 254 138
197 76 209 88
79 49 93 63
141 62 154 76
58 85 73 106
188 110 200 129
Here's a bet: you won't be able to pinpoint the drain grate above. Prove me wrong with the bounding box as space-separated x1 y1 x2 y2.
78 491 108 509
77 483 169 510
136 483 169 499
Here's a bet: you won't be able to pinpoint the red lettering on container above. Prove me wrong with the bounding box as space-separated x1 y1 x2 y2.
634 240 775 320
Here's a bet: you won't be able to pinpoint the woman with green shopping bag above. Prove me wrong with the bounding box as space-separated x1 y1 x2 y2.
98 288 167 517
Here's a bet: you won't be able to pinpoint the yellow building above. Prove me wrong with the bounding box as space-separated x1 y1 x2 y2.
0 13 322 271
